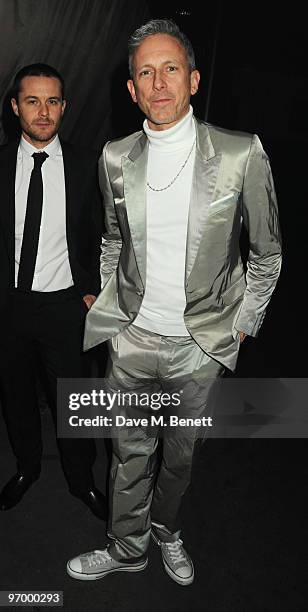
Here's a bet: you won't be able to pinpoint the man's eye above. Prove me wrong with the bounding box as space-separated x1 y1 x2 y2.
27 100 37 104
140 69 152 77
167 66 177 72
48 99 58 105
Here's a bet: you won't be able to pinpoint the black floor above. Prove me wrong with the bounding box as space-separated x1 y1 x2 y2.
0 359 306 612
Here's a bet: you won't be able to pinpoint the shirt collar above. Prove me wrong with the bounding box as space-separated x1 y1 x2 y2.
19 134 62 159
143 105 195 151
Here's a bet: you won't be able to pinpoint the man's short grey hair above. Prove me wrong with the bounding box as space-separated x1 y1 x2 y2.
128 19 196 78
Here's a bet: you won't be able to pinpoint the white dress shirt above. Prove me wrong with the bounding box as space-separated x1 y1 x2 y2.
133 107 196 336
15 135 73 291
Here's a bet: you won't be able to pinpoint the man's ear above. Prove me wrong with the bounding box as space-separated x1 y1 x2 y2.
11 98 19 117
127 79 137 103
61 99 66 115
190 70 200 96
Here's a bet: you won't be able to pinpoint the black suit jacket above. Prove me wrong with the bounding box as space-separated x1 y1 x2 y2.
0 138 102 313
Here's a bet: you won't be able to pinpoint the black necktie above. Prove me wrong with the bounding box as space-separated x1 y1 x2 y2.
17 151 49 290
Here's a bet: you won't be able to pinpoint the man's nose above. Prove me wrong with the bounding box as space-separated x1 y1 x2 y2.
153 70 166 90
38 103 49 116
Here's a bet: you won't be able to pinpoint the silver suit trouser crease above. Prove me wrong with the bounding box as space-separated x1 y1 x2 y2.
106 324 224 561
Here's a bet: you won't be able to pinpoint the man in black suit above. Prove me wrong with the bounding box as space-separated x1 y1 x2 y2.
0 64 106 519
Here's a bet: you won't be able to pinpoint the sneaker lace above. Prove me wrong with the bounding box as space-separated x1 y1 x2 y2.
87 549 112 567
164 539 186 565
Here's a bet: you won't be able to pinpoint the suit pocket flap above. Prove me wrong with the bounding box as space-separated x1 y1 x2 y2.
208 192 238 214
221 277 246 305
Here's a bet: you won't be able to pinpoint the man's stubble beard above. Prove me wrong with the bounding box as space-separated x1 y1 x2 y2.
146 99 190 128
147 108 179 127
21 119 60 144
25 126 58 143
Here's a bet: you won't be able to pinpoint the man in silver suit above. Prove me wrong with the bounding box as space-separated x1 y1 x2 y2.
67 19 281 585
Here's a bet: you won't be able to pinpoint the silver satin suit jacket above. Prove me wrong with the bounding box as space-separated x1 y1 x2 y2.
84 117 282 371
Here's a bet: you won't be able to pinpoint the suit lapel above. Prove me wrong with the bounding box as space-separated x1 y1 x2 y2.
122 133 148 287
0 140 19 277
185 119 221 280
121 120 221 287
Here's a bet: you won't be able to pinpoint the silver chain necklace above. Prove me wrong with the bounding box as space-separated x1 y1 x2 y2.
147 139 196 192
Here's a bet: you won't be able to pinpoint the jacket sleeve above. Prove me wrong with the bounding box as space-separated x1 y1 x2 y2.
234 134 282 336
88 178 103 295
98 142 122 288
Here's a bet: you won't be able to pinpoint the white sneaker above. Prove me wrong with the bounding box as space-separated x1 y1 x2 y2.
151 529 194 586
67 548 147 580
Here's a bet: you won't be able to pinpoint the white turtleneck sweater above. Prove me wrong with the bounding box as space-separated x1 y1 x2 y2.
133 106 196 336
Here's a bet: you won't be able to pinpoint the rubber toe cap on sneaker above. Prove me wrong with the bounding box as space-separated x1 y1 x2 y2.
67 557 82 573
176 566 193 579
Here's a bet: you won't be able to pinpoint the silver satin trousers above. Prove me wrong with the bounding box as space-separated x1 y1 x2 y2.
105 324 224 561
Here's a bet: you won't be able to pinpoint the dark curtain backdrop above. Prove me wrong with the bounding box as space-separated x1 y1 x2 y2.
0 0 307 371
0 0 151 150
